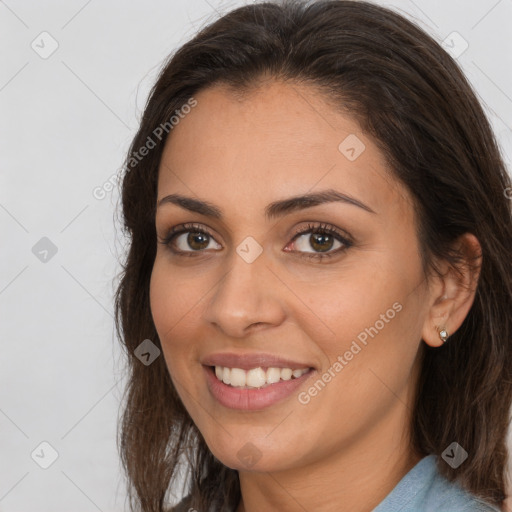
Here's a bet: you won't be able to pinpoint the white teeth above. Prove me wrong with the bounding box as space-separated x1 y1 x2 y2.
281 368 292 381
230 368 246 387
213 366 309 388
246 367 266 388
266 367 281 384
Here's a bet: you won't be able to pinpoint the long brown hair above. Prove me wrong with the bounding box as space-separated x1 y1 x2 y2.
114 1 512 510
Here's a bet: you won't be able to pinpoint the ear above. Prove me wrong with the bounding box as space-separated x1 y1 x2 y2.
421 233 482 348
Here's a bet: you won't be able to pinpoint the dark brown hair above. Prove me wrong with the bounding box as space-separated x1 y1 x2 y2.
114 1 512 510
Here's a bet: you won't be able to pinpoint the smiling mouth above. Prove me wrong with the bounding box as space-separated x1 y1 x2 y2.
211 365 312 389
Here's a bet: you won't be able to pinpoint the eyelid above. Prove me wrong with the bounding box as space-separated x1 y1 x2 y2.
288 222 354 244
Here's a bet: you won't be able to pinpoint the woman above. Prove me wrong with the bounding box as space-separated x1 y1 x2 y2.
114 1 512 510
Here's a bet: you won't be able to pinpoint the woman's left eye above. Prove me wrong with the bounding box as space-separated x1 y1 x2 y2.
286 222 353 261
158 222 352 261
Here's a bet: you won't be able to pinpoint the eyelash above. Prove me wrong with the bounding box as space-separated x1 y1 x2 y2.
158 222 353 261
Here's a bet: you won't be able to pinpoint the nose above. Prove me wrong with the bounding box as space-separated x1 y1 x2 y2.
203 250 287 339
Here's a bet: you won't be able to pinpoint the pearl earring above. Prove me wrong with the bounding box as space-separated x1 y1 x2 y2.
439 328 449 343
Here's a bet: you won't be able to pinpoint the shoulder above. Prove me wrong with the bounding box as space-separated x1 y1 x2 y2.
373 455 502 512
421 479 502 512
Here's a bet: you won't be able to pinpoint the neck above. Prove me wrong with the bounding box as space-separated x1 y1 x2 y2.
235 399 423 512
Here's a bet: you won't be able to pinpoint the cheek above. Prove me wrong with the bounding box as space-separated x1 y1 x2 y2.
149 258 203 363
289 271 424 443
289 253 425 373
284 263 385 343
149 260 209 418
150 261 174 339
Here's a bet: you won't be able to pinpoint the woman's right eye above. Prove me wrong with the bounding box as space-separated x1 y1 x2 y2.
158 223 222 256
173 231 221 253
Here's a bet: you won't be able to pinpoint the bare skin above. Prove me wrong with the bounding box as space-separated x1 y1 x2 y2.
149 79 481 512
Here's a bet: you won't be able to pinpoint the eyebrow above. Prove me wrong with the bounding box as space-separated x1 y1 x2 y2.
156 188 376 220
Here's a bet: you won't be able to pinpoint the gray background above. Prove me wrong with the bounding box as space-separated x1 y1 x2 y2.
1 0 511 510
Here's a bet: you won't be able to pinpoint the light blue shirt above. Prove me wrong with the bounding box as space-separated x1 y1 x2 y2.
373 454 502 511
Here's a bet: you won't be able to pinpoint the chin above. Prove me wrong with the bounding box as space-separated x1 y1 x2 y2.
200 430 302 473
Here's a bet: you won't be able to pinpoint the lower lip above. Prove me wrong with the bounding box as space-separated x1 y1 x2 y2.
203 365 315 411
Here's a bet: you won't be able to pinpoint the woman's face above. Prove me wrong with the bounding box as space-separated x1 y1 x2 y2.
150 80 432 472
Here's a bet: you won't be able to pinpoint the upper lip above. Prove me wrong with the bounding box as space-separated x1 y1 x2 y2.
201 352 314 371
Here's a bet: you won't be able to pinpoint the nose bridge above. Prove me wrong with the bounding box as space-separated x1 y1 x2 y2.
204 245 285 337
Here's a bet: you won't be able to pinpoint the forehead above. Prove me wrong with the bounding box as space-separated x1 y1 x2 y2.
157 80 411 221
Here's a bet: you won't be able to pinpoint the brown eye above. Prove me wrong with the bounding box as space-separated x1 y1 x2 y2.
184 232 210 251
292 231 342 254
286 222 353 261
171 230 221 252
159 223 221 254
308 232 336 252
